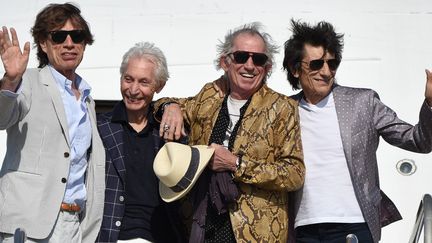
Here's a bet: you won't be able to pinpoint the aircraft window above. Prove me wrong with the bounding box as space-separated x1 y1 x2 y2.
396 159 417 176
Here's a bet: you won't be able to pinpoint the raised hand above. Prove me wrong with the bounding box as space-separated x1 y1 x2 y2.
425 69 432 106
0 26 30 90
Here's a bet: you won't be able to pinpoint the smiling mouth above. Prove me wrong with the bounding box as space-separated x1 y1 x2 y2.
126 96 145 102
62 53 77 59
314 76 333 83
241 73 255 78
315 79 328 83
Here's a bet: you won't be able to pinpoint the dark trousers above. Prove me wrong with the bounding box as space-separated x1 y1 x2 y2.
296 223 374 243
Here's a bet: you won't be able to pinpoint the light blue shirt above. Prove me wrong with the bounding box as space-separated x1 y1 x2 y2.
49 65 92 208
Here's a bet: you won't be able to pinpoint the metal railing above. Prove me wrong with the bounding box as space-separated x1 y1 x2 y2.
13 228 26 243
346 233 359 243
409 194 432 243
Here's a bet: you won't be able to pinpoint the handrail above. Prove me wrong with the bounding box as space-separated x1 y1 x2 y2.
409 194 432 243
13 228 26 243
346 234 358 243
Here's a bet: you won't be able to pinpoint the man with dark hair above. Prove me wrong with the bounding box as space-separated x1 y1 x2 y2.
157 22 305 243
283 19 432 243
0 3 105 242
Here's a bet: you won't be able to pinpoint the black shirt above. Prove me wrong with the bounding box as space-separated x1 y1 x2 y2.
112 103 171 242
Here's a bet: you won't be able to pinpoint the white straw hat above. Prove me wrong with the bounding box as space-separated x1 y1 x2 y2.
153 142 214 202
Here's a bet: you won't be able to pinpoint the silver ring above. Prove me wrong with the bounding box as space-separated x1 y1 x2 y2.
163 124 170 131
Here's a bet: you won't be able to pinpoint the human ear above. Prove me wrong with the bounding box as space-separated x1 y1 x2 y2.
155 82 166 94
40 41 48 53
220 56 230 72
291 63 301 78
265 64 272 73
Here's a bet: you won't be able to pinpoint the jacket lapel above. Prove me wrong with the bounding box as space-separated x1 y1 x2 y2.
105 121 127 182
86 96 97 156
39 67 71 145
333 85 354 173
86 97 96 131
291 87 354 163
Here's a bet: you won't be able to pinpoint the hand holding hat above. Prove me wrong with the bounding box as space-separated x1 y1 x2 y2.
153 142 214 202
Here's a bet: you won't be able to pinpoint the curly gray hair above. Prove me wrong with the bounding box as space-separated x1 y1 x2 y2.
214 22 279 79
120 42 169 90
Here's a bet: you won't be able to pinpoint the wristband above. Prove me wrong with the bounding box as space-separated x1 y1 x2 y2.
155 101 177 122
235 155 242 170
161 101 177 114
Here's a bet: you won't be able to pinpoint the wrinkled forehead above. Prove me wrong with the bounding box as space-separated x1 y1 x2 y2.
302 43 335 60
46 16 84 32
51 17 82 31
232 32 266 52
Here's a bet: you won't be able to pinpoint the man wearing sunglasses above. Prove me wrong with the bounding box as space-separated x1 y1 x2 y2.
283 19 432 243
154 22 305 242
0 3 105 243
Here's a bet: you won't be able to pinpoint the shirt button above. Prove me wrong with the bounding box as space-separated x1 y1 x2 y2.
115 221 121 227
64 152 70 158
119 196 124 202
61 178 67 183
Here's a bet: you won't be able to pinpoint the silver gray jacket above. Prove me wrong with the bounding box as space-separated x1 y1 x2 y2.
288 84 432 243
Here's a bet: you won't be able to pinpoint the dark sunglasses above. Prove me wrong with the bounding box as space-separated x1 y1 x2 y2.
49 30 86 44
302 59 341 71
228 51 269 66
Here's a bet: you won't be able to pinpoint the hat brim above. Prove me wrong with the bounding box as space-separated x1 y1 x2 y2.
159 145 213 202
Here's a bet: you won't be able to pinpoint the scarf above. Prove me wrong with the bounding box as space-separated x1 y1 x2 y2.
189 95 251 243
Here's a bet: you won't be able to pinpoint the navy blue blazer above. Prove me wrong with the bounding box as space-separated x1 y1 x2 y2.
95 102 185 243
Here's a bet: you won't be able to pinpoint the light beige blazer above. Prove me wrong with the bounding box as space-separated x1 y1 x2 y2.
0 67 105 242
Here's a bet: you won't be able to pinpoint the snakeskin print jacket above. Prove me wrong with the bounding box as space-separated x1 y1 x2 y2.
155 79 305 242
